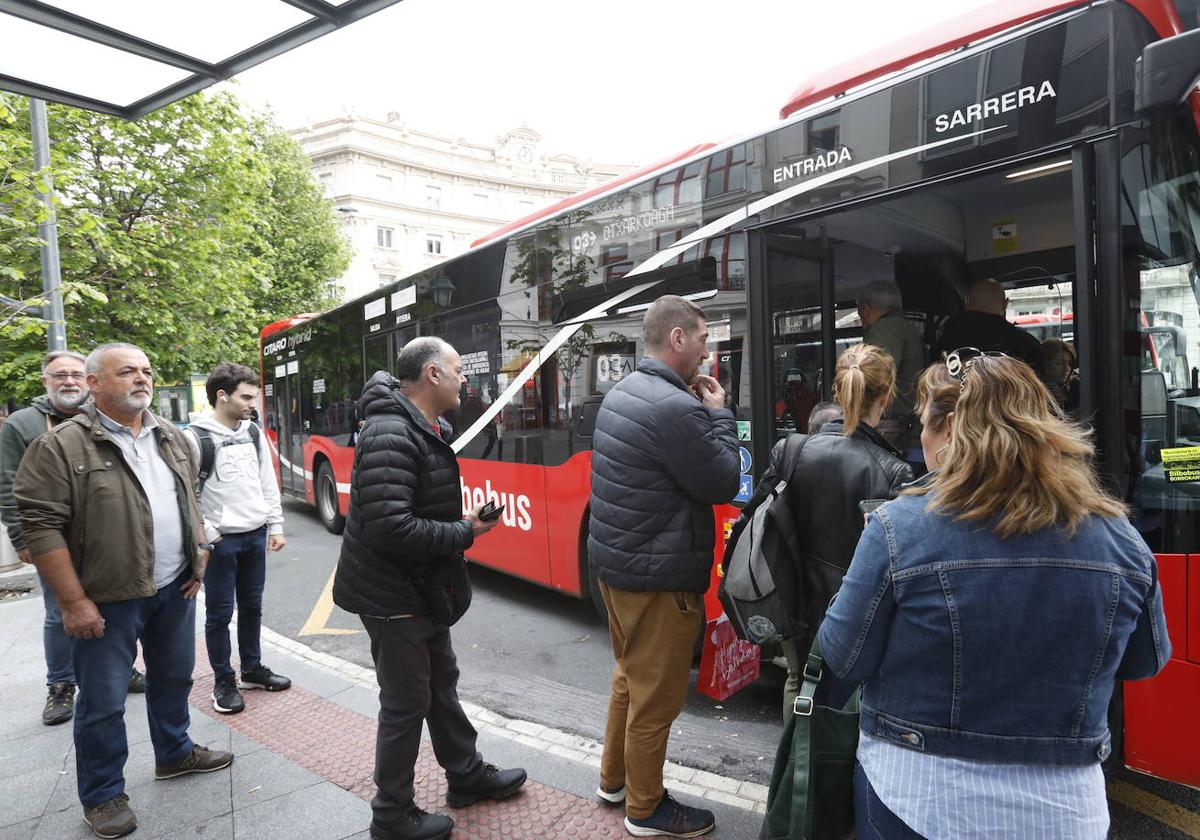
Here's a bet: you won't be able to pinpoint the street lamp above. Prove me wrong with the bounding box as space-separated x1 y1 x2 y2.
431 275 456 308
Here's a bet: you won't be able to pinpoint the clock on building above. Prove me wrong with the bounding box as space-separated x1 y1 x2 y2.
515 145 534 165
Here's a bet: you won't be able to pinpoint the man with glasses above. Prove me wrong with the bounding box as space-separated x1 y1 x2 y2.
0 351 145 727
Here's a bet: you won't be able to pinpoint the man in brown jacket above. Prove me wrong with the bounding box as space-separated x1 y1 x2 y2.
15 343 233 839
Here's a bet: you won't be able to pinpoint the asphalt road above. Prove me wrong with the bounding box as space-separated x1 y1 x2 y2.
263 498 1200 839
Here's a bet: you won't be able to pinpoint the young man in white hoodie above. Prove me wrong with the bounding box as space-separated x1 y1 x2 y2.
187 363 290 714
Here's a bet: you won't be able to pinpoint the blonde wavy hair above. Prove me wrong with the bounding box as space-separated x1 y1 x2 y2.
914 363 959 433
832 344 896 435
907 355 1126 536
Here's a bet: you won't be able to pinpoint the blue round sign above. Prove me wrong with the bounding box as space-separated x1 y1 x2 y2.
739 447 752 474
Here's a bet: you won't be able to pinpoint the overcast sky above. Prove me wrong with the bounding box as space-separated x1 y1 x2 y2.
225 0 993 165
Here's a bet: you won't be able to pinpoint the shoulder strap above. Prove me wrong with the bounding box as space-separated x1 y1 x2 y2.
247 422 262 460
779 433 812 484
193 427 216 490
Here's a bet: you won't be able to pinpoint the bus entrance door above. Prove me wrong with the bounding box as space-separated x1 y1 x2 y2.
276 360 302 497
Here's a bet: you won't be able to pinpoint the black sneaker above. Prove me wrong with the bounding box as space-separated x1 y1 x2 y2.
370 807 453 840
42 682 75 726
212 677 245 714
445 763 527 808
597 784 627 807
127 667 146 694
83 793 136 838
239 664 292 692
624 792 715 838
155 744 234 780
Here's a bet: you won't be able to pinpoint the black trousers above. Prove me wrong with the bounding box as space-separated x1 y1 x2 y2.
361 615 484 821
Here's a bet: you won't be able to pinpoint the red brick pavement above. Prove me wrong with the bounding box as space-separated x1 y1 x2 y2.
185 646 631 838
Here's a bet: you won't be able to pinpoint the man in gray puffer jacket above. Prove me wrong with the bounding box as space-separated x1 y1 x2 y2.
589 295 740 838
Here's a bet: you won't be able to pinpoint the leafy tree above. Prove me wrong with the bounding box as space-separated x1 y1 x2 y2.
0 91 350 406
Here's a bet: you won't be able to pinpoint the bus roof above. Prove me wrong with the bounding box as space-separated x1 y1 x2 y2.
469 142 717 248
261 313 320 342
779 0 1184 119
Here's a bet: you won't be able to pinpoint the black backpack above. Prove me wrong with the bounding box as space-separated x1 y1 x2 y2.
718 433 811 645
193 423 262 490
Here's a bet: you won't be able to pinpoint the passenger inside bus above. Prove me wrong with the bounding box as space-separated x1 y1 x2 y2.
932 277 1045 368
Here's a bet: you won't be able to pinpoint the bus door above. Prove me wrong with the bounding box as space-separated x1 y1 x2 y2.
749 229 833 475
1103 115 1200 787
275 359 302 496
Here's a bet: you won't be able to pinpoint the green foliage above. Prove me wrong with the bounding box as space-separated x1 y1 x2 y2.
0 91 350 405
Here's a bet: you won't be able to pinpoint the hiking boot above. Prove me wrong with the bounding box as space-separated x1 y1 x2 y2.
212 677 244 714
369 807 453 840
42 682 75 726
154 744 234 780
445 763 527 808
598 784 627 807
625 792 715 838
239 664 291 692
127 667 145 694
83 793 136 838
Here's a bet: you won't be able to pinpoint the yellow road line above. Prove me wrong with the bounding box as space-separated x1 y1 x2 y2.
298 567 359 636
1108 780 1200 838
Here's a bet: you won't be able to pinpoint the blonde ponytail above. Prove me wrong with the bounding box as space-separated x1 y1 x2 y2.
832 344 896 436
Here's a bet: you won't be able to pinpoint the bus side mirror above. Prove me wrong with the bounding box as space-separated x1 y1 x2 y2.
1135 28 1200 116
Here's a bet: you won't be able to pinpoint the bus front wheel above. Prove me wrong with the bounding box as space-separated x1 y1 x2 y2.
315 461 345 535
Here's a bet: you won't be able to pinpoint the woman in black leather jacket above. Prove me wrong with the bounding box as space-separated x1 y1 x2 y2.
764 343 914 720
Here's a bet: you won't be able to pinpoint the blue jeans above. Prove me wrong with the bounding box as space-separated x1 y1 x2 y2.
203 527 267 681
73 572 196 807
855 761 926 840
38 569 75 685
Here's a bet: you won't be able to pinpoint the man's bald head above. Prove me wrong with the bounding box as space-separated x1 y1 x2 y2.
965 278 1007 316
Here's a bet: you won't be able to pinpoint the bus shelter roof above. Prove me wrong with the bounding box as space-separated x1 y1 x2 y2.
0 0 401 119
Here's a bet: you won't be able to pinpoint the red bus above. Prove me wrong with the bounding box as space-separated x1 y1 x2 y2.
262 0 1200 787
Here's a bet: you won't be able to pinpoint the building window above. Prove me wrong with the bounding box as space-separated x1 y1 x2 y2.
474 192 489 212
376 174 393 193
378 273 396 287
426 235 443 255
324 278 342 299
376 226 395 248
705 144 748 196
319 173 333 194
426 186 441 210
653 162 702 208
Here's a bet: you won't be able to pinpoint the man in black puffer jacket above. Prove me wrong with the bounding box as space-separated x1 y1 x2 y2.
589 295 740 838
333 337 525 840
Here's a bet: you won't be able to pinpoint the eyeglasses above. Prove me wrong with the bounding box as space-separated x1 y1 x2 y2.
48 372 87 382
944 347 1007 387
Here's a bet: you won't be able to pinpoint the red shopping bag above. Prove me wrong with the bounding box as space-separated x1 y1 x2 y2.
696 610 761 701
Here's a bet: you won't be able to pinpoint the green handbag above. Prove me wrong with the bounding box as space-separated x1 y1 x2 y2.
760 636 860 840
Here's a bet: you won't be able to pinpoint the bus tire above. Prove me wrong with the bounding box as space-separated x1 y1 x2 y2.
315 460 345 535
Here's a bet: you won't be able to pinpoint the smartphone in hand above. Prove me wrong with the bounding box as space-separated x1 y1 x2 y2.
858 499 887 516
479 500 505 522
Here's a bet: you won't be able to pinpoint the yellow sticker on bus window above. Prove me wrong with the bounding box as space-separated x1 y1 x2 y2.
1161 447 1200 482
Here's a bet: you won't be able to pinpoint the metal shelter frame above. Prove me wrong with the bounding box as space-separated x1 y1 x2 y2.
0 0 403 120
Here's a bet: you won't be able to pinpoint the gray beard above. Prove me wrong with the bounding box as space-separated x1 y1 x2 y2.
50 390 88 412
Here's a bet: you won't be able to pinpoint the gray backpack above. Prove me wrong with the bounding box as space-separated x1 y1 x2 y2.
718 434 811 645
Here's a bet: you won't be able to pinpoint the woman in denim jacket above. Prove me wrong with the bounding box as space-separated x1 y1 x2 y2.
818 352 1172 840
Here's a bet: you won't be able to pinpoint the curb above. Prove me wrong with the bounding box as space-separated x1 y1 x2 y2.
257 622 770 813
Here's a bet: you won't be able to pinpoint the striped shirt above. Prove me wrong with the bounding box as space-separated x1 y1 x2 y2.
858 732 1109 839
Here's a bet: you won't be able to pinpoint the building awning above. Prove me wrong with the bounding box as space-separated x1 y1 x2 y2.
0 0 402 119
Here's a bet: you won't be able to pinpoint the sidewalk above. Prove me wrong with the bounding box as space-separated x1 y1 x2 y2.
0 588 766 839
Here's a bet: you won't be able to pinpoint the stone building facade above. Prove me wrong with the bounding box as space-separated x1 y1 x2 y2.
293 114 632 301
